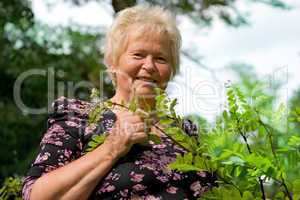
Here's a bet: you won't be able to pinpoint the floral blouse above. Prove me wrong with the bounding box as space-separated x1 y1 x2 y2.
22 97 216 200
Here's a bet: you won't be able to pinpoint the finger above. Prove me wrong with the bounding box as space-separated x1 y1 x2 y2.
116 110 134 118
135 108 150 120
122 109 148 120
117 109 142 119
134 122 149 132
129 122 150 133
122 122 145 134
132 131 148 144
120 115 144 125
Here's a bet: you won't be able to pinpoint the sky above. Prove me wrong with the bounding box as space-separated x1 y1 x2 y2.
32 0 300 120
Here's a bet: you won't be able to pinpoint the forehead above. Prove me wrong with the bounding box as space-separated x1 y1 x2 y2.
125 24 171 53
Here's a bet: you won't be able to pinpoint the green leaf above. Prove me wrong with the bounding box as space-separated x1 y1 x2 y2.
128 98 137 112
0 177 22 200
201 185 242 200
292 179 300 193
148 132 162 144
167 153 203 172
159 118 174 125
194 155 211 170
170 98 177 110
90 88 100 99
288 135 300 147
85 134 107 152
88 103 107 124
184 152 193 163
242 191 254 200
168 163 202 172
164 127 197 152
105 100 113 108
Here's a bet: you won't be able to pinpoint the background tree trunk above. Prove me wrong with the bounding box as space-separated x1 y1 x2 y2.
112 0 136 13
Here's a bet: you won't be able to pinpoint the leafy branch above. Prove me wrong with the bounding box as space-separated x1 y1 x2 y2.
226 86 266 199
86 88 198 154
0 177 22 200
255 110 293 200
85 86 298 199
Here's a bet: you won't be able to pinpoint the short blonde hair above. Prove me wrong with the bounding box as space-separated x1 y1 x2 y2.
104 4 181 80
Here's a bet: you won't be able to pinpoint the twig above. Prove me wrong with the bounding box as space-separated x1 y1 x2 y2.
259 177 266 200
152 123 193 153
218 176 243 197
255 110 293 200
232 112 266 200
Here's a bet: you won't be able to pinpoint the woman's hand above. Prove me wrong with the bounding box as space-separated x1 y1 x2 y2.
104 109 148 158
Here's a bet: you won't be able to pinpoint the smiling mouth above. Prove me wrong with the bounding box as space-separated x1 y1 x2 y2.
135 77 157 83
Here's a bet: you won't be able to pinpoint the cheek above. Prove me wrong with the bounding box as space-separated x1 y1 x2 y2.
157 67 172 89
116 58 141 83
122 60 141 78
159 66 172 82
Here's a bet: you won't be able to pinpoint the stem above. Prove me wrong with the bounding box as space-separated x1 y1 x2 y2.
259 177 266 200
233 113 266 200
255 111 293 200
240 131 252 154
153 123 192 153
218 175 243 197
258 118 277 160
238 127 265 199
281 178 293 200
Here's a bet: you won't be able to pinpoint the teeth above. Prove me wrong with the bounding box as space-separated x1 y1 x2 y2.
137 77 156 83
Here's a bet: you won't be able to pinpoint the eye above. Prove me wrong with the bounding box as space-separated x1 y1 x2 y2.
156 56 167 64
133 53 144 59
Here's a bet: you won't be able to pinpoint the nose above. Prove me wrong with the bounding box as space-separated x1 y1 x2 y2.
142 55 157 74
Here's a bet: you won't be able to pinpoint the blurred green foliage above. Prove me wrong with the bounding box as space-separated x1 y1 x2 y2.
0 177 22 200
0 0 296 199
183 64 300 199
0 0 114 180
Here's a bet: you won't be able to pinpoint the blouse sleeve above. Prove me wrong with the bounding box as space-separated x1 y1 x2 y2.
21 97 89 200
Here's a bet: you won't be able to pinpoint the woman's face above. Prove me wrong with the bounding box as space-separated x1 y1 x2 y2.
113 25 173 101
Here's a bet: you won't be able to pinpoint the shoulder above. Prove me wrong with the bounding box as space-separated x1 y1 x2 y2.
48 96 93 123
45 97 93 139
49 97 117 140
41 97 92 145
51 96 91 115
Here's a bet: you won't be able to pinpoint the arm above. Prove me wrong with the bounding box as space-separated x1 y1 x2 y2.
25 99 148 200
30 141 121 200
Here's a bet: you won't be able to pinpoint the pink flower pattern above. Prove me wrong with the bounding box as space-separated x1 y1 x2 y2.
130 171 145 182
132 184 147 191
166 186 178 194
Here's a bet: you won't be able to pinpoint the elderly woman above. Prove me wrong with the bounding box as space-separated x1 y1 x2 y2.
22 4 216 200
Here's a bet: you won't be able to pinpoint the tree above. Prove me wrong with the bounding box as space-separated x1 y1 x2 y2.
68 0 289 27
0 0 114 179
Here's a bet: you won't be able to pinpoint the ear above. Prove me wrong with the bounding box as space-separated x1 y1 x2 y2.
105 55 115 70
104 56 112 67
108 65 117 74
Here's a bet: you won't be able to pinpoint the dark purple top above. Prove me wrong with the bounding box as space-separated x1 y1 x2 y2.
22 97 216 200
